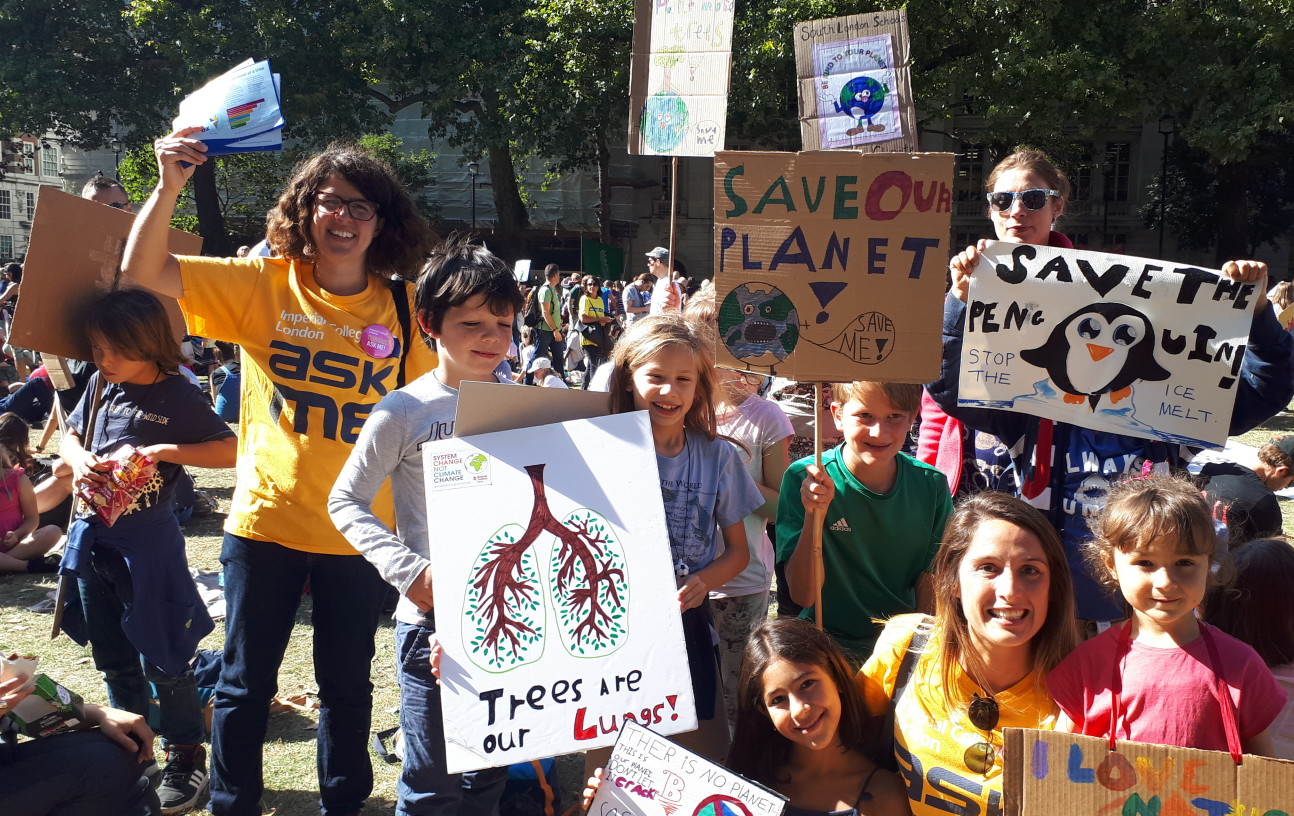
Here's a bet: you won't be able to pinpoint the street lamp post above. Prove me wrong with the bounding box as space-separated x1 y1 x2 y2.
467 161 479 232
1157 115 1176 258
1101 158 1113 248
110 136 123 172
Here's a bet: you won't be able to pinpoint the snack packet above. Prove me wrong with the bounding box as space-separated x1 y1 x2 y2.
75 444 157 527
6 673 85 737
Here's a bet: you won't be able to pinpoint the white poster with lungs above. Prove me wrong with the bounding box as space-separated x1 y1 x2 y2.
424 411 697 773
958 242 1257 448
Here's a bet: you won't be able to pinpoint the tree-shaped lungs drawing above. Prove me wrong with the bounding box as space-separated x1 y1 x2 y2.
464 523 546 672
550 509 628 658
463 464 629 673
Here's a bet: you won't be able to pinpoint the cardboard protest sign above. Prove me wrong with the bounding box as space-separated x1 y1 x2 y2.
455 380 609 437
425 410 696 773
12 187 198 361
713 150 953 382
627 0 734 156
794 10 918 152
1003 728 1294 816
958 242 1256 448
589 721 787 816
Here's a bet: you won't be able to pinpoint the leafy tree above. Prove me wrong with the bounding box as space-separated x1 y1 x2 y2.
1142 135 1294 259
0 1 175 148
117 144 292 245
515 0 633 242
355 133 439 225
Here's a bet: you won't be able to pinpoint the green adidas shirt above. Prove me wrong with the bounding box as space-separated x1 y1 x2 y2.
776 445 952 661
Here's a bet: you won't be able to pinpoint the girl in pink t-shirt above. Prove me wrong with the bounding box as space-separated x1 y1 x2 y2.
0 439 62 573
1048 475 1285 756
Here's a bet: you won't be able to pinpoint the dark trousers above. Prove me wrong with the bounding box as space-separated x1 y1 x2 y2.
0 376 52 425
208 534 388 816
394 620 508 814
78 546 206 746
581 343 604 390
533 327 565 379
0 728 161 816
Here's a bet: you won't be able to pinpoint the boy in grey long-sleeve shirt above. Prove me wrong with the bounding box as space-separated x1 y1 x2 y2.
328 235 522 816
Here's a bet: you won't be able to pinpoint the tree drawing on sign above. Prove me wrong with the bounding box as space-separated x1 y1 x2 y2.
464 463 629 672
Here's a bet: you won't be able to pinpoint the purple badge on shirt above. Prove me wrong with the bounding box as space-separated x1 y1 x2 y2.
360 324 396 358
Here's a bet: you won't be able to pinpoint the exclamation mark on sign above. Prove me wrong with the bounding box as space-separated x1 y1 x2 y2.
666 695 678 721
808 282 847 324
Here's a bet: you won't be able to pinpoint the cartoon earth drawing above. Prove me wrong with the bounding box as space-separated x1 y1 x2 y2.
640 92 689 153
833 75 887 133
466 453 488 473
1020 302 1169 411
717 283 799 369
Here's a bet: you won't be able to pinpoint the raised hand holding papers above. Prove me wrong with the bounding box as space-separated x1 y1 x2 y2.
173 58 283 156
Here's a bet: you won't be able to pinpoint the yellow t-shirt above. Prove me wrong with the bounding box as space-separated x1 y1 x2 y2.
857 614 1058 816
177 256 436 555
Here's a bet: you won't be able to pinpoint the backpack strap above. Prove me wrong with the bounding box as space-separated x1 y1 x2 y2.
893 615 934 704
877 615 934 770
388 277 414 389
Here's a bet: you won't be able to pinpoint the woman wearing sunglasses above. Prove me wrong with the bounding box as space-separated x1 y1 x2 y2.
857 492 1077 816
123 128 436 816
915 152 1068 502
927 148 1291 637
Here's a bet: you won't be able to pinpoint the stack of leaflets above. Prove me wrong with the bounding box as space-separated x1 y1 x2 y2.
174 58 283 156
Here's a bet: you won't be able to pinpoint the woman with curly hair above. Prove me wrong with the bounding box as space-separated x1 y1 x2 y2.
123 127 437 816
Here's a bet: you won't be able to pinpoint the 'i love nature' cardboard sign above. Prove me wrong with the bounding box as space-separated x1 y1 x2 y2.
1004 729 1294 816
958 242 1257 448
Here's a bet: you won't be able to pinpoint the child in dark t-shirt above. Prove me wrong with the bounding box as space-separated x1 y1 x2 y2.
60 288 236 810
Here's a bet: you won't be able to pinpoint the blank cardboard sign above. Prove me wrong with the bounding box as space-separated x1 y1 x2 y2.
11 187 199 361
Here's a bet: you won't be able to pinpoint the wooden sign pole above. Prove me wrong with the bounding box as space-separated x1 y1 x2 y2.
812 382 824 630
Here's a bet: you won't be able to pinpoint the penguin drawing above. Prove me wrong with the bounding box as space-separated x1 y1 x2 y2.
1020 302 1169 410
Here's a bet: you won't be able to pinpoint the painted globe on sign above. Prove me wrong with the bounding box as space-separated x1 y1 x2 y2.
640 92 689 153
838 75 886 117
717 283 800 368
693 795 753 816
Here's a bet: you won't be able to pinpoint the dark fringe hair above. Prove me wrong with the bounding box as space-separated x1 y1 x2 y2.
414 233 523 341
1084 473 1222 594
727 617 877 787
1205 538 1294 668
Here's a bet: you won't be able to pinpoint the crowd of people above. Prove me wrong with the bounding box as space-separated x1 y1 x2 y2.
2 132 1293 816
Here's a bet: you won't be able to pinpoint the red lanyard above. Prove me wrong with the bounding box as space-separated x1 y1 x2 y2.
1108 620 1243 764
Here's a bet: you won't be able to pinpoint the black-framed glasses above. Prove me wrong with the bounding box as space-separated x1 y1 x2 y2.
314 192 379 222
963 693 999 775
106 201 128 210
986 188 1059 213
